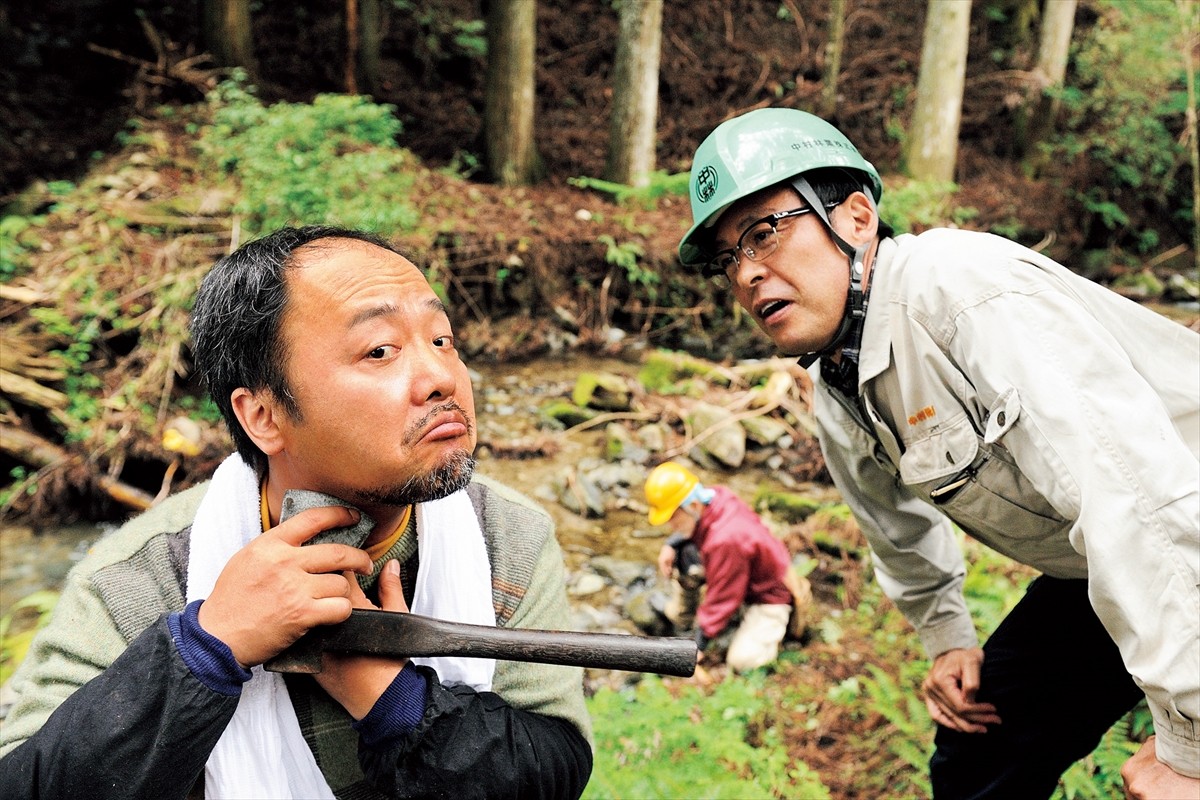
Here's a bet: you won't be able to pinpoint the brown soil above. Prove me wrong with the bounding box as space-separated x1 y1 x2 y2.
0 0 1106 257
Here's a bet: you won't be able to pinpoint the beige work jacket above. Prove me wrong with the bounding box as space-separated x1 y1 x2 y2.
814 229 1200 775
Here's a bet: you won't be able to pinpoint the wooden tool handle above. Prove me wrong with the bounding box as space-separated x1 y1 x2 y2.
265 609 697 677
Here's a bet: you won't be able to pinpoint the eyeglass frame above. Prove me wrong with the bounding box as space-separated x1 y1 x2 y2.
701 203 837 286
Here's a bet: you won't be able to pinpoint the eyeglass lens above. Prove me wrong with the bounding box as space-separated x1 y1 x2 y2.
709 223 778 282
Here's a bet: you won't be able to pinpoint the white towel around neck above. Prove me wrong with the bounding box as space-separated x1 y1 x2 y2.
411 495 497 689
186 454 495 799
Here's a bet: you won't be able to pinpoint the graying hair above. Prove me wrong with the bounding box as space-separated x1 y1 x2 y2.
189 226 400 475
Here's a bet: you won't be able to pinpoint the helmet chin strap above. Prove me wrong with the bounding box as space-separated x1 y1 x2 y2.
789 176 871 369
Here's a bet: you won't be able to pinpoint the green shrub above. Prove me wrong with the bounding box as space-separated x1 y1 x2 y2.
199 77 420 234
879 179 978 235
1043 0 1192 251
0 214 47 281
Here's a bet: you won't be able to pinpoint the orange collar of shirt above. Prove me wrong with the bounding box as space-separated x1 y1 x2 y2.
259 485 410 559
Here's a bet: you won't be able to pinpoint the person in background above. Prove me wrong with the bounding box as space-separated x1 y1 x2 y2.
0 226 593 799
644 461 810 673
676 106 1199 799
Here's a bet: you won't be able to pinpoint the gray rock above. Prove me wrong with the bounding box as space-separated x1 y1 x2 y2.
689 402 746 468
635 423 668 453
555 469 607 518
624 588 673 636
605 423 649 463
585 461 646 491
590 555 650 588
573 372 632 411
569 572 607 597
740 414 791 446
571 604 624 632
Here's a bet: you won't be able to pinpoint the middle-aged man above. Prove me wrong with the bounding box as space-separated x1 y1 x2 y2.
677 107 1199 799
0 226 593 799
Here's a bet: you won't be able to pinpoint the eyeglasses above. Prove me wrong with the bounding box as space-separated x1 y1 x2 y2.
702 205 826 286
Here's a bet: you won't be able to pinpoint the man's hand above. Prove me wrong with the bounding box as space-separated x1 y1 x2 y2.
197 505 374 667
922 647 1003 734
657 544 676 579
1122 735 1200 799
314 559 409 719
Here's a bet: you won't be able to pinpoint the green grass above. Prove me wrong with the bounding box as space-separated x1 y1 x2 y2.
584 673 830 799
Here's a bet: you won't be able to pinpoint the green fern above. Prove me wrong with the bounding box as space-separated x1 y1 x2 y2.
584 675 831 799
862 664 935 771
568 171 690 210
1053 711 1141 800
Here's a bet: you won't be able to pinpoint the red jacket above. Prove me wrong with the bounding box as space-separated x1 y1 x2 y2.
693 486 793 638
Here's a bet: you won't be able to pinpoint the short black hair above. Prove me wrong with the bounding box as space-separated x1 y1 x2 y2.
189 226 400 475
800 167 895 239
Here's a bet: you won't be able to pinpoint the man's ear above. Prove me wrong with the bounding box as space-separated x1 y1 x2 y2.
839 191 880 247
231 387 286 457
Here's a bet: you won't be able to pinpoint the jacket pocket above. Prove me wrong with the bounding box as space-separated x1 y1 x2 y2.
899 414 1069 544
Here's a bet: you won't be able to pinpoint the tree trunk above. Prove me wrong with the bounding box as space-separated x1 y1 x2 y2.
484 0 540 186
358 0 384 96
1018 0 1077 161
605 0 663 187
1177 0 1199 273
201 0 256 73
903 0 972 183
818 0 846 118
345 0 359 94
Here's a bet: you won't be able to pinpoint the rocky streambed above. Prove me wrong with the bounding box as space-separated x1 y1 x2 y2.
467 349 851 688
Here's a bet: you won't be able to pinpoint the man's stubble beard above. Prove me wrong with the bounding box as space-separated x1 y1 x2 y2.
350 449 476 508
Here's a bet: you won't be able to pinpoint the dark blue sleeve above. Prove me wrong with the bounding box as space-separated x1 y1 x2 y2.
0 615 239 800
357 665 593 800
168 599 252 695
352 663 428 748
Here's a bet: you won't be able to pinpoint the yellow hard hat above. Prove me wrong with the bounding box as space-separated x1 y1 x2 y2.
645 462 700 526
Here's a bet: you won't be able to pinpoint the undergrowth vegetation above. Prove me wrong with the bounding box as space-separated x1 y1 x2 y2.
580 523 1151 799
1043 0 1196 254
585 673 831 800
198 75 422 236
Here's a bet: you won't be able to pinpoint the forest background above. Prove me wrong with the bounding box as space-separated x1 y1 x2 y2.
1 0 1198 797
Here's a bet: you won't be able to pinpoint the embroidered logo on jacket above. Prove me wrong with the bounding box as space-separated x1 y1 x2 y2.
907 405 936 426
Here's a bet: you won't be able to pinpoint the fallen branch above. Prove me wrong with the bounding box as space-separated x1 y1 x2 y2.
562 410 659 436
0 283 49 304
0 369 68 409
0 424 155 511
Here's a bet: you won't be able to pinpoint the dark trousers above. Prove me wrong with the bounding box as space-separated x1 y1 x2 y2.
929 576 1144 799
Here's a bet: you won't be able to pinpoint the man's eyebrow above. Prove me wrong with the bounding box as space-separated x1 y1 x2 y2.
347 297 448 328
715 210 767 246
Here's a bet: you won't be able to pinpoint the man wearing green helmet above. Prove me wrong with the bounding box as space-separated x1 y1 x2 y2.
680 108 1199 799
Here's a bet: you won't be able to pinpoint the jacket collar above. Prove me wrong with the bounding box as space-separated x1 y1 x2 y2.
857 235 901 387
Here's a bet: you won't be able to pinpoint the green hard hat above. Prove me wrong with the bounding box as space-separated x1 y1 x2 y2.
678 108 883 266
